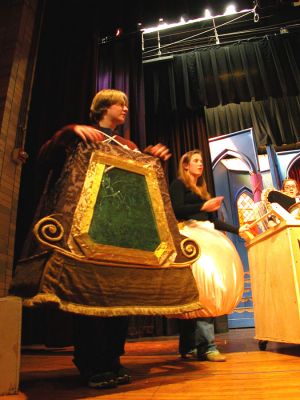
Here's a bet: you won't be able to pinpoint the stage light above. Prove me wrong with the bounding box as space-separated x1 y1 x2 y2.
141 5 254 34
158 18 168 29
280 27 289 34
224 4 237 15
115 28 123 37
204 9 212 19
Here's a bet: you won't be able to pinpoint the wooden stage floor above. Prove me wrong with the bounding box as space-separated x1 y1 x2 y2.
2 328 300 400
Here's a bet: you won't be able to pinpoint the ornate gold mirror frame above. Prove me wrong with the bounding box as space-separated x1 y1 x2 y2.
67 149 177 267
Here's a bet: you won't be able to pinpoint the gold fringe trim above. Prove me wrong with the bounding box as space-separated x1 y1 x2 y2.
22 293 204 317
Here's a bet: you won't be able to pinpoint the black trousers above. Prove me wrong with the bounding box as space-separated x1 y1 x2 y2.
73 314 129 377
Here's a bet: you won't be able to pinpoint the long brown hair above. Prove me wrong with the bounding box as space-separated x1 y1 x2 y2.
178 150 211 200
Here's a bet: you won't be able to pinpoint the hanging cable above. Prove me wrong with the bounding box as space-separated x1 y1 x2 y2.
157 31 162 55
253 0 260 23
212 18 220 44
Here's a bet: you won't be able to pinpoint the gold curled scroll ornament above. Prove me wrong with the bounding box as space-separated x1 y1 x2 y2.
180 237 201 260
33 215 64 247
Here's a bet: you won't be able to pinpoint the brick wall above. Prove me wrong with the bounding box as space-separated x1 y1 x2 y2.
0 0 39 296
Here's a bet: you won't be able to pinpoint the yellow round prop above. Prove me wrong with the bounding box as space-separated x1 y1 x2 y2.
176 221 244 319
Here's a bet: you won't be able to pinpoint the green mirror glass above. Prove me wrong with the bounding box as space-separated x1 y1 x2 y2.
89 167 160 251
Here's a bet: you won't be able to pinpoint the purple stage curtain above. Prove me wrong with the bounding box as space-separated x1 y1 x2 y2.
95 32 147 150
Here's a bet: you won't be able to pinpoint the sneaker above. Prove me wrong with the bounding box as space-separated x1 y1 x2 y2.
88 371 118 389
199 350 226 362
180 349 198 359
115 365 132 385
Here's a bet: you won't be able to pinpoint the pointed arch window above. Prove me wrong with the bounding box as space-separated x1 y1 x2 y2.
237 190 255 226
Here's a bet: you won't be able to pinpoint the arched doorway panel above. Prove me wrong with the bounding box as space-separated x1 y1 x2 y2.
286 153 300 185
209 128 261 328
276 150 300 186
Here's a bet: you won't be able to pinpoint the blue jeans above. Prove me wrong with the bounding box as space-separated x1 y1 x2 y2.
178 317 217 356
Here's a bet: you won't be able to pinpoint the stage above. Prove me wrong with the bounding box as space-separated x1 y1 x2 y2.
2 328 300 400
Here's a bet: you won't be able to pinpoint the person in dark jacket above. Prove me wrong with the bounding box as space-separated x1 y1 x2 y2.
170 149 247 362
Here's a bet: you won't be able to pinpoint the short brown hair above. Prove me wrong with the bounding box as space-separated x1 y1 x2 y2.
89 89 128 123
